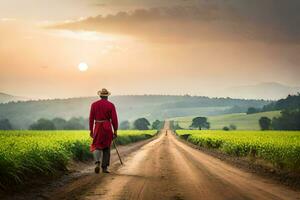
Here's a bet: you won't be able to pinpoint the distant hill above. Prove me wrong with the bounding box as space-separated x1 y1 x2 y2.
0 95 270 129
173 93 300 130
222 82 300 100
0 92 27 104
173 111 281 130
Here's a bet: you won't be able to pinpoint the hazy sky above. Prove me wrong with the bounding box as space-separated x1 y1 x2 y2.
0 0 299 99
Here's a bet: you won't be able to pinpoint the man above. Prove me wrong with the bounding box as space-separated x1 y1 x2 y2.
89 88 118 173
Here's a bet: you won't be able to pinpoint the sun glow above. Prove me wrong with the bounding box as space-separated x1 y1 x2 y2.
78 62 88 71
51 30 122 42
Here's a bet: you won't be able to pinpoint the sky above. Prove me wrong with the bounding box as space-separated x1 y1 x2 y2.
0 0 300 99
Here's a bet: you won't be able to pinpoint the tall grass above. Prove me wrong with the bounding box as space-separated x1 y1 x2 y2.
176 130 300 172
0 130 157 189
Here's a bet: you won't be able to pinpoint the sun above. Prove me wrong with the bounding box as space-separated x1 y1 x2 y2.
78 62 89 72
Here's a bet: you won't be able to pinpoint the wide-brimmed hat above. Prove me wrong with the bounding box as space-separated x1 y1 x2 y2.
97 88 111 96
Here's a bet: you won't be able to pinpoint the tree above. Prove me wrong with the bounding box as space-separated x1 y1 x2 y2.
247 107 260 114
52 117 67 130
223 126 230 131
120 120 130 130
0 119 13 130
29 118 56 130
272 109 300 130
190 117 210 130
259 117 271 130
229 124 237 130
64 117 85 130
133 118 150 130
152 120 162 130
262 93 300 112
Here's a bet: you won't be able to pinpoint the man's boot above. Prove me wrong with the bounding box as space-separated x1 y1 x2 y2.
102 166 109 173
94 161 100 174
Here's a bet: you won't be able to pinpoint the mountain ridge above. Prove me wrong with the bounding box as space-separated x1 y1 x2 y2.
0 92 28 104
0 95 270 129
222 82 300 100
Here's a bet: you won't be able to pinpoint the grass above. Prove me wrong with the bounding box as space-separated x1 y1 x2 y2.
176 130 300 172
155 106 230 119
172 111 281 130
0 130 157 189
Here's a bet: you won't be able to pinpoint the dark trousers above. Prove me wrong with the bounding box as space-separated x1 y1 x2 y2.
101 147 110 169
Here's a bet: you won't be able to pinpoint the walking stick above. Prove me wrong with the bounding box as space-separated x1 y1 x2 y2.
113 140 123 165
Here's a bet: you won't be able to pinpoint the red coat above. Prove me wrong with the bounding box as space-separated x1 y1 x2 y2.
89 99 118 152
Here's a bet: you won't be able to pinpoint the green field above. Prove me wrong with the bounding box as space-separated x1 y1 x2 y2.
0 130 157 188
176 130 300 172
172 111 281 130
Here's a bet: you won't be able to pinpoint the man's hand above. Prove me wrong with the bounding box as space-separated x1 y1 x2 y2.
113 131 118 139
90 131 93 138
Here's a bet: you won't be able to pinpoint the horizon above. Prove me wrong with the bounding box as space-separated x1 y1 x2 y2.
0 90 288 102
1 81 299 101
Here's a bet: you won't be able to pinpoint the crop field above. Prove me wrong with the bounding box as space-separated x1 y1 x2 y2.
176 130 300 172
172 111 281 130
0 130 157 189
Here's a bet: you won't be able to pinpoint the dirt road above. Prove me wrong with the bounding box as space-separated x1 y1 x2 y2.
69 123 299 200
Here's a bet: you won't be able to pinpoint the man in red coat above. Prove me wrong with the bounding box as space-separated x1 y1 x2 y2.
89 88 118 173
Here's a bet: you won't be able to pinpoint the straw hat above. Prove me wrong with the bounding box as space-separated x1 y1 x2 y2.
97 88 111 96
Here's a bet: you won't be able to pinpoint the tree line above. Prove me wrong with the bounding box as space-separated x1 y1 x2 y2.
0 117 163 131
246 94 300 130
259 109 300 130
120 118 163 130
29 117 88 130
247 93 300 114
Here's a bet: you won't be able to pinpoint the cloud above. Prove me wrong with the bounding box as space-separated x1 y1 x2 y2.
51 1 300 44
48 30 120 41
93 3 106 7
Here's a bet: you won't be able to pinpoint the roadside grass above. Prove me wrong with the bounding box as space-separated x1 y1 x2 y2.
172 111 281 130
176 130 300 172
0 130 157 189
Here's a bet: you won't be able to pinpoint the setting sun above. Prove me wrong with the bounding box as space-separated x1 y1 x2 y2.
78 62 88 72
